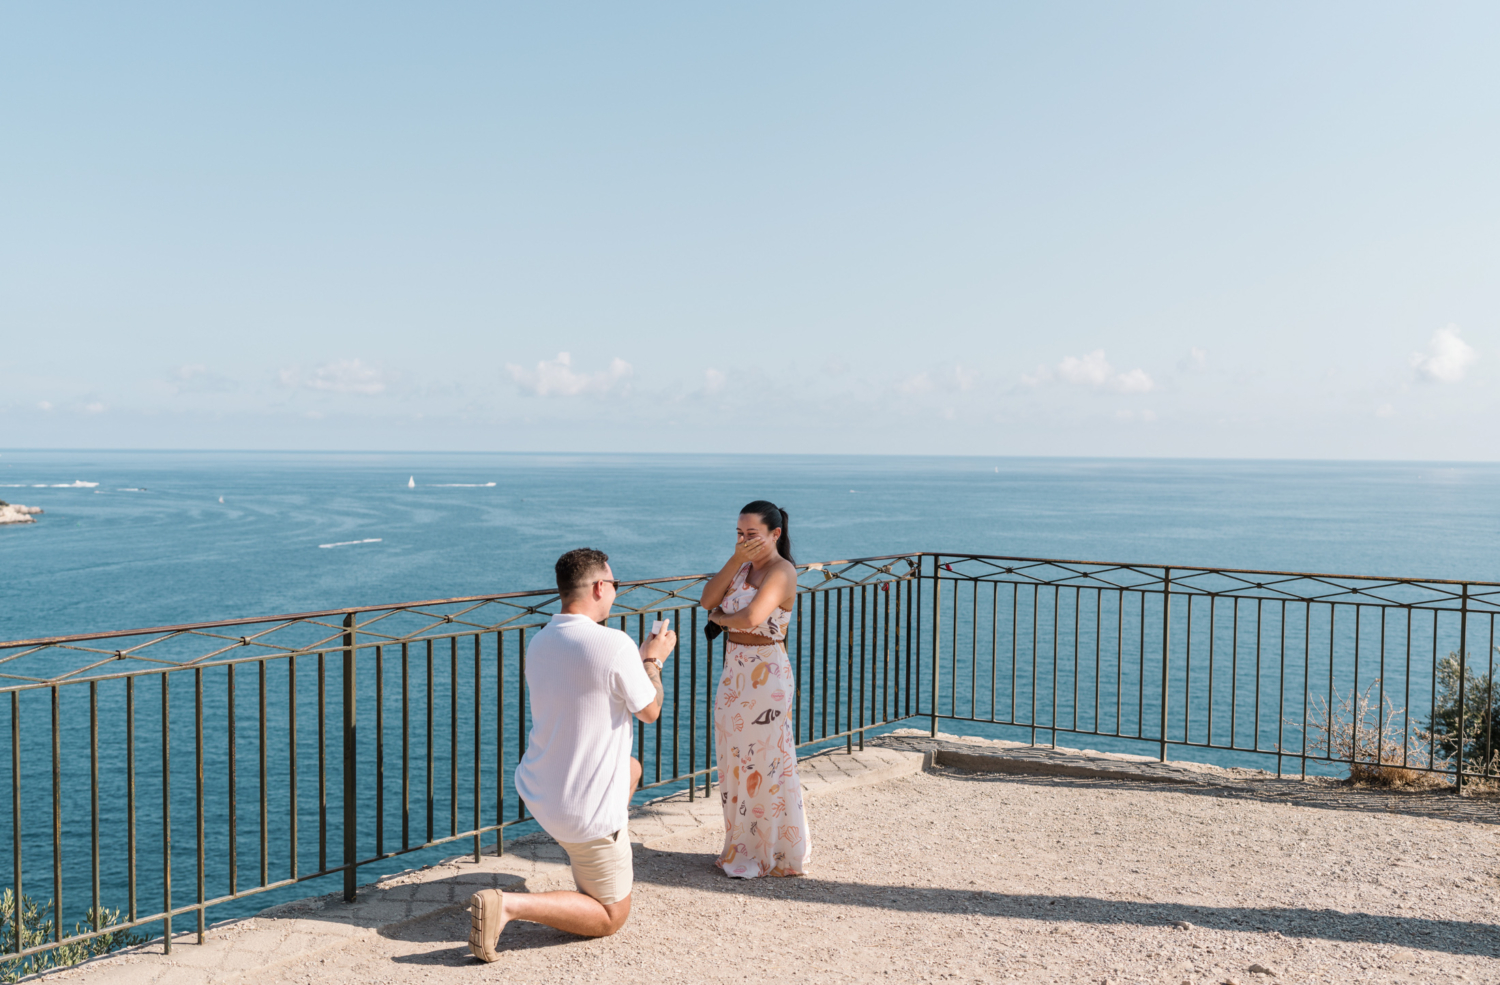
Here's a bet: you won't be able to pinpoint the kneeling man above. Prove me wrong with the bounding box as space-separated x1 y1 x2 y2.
469 547 675 960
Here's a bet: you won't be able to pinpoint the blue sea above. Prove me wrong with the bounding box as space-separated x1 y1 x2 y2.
2 450 1498 940
6 450 1500 645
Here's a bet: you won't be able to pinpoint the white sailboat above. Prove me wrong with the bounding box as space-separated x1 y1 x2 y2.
407 476 415 488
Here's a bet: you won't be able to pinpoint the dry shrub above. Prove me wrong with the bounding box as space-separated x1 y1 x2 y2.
1348 758 1422 788
1299 679 1433 788
1291 653 1500 789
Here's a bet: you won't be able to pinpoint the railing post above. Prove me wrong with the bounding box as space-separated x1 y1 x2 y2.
162 673 172 953
343 613 357 902
1457 585 1468 793
1160 568 1171 763
11 692 21 962
931 555 941 738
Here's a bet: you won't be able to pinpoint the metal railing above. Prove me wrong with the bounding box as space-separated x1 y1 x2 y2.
0 552 918 966
927 554 1498 780
1 551 1495 966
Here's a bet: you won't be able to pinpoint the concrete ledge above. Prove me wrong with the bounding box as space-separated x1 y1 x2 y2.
875 730 1289 789
926 747 1200 784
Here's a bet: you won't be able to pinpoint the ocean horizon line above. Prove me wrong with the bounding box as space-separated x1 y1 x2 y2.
4 447 1499 467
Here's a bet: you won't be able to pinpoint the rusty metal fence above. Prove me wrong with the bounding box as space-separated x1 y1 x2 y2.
1 551 1496 966
927 554 1499 779
0 553 918 966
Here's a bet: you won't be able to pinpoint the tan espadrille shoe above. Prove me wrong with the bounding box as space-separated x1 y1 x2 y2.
468 889 503 962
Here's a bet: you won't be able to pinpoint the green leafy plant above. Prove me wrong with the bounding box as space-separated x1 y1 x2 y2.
0 890 145 982
1426 650 1500 783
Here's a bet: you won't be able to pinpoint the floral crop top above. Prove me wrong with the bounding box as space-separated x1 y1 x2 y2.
718 562 792 642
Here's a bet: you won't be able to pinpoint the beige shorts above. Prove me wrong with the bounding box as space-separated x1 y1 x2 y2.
555 827 633 905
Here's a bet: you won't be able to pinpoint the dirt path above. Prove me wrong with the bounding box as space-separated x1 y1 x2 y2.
247 763 1499 985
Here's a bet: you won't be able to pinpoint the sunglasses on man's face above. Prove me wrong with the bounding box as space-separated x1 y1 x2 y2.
595 579 621 590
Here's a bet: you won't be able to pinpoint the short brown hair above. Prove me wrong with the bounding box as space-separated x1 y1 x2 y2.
555 547 610 599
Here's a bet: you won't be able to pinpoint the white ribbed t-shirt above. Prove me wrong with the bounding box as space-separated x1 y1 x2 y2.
514 613 658 844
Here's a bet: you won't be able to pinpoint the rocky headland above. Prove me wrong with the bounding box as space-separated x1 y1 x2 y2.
0 501 43 525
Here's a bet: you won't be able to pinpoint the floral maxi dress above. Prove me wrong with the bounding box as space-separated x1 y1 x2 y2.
713 562 811 877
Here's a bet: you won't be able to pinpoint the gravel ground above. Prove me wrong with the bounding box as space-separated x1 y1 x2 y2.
264 766 1499 985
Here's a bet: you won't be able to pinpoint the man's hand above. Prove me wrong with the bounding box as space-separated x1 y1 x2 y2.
640 627 676 668
635 628 673 724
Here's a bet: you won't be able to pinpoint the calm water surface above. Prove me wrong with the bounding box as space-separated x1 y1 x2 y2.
6 450 1498 642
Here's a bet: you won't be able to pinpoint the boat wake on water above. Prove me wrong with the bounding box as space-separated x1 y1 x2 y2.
0 480 99 488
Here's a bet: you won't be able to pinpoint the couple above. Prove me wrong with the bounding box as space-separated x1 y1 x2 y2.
468 500 810 961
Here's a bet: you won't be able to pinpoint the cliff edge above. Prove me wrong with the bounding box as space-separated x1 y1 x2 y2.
0 501 43 525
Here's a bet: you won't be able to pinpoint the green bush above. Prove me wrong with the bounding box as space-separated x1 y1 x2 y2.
0 890 145 982
1426 650 1500 778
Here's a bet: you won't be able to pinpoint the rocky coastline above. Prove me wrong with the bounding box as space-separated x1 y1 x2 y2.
0 501 43 525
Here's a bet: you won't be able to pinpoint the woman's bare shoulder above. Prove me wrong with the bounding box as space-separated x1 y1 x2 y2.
771 557 799 607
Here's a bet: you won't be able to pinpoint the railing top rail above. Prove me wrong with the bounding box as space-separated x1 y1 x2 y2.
0 552 922 651
927 551 1500 591
9 546 1495 654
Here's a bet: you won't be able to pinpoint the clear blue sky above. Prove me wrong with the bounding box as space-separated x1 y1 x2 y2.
3 3 1496 458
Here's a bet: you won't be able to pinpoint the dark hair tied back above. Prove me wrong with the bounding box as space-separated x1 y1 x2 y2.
740 500 794 565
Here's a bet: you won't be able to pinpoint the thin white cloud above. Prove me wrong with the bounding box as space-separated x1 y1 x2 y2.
896 372 933 395
36 401 52 411
1025 350 1154 393
84 402 106 413
1058 351 1113 387
1114 368 1154 393
1410 326 1477 384
505 352 633 397
279 359 387 395
1179 347 1209 372
897 364 974 396
702 368 726 394
308 359 386 395
169 363 236 394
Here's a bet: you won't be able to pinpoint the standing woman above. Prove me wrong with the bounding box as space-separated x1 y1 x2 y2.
701 501 810 878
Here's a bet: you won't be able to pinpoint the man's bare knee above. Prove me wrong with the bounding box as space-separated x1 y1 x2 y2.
600 895 631 935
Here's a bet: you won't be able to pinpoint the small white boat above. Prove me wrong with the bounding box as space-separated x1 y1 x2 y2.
408 476 415 488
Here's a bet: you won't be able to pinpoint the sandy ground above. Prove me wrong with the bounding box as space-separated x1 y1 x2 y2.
244 763 1499 985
